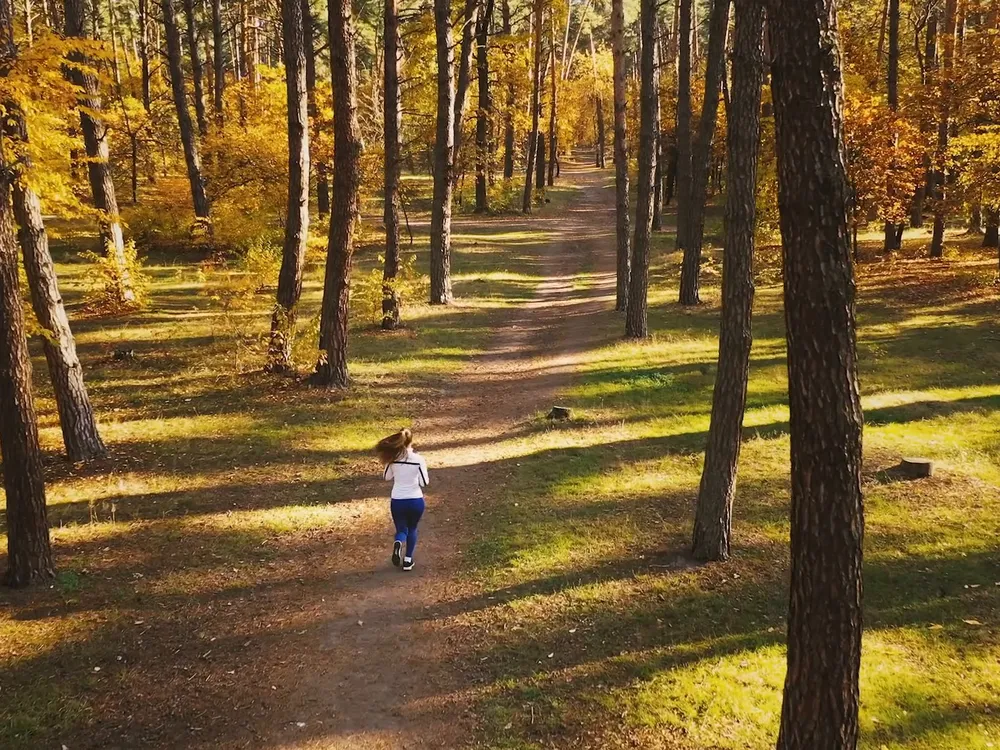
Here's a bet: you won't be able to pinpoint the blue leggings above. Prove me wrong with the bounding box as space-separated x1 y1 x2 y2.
391 497 425 558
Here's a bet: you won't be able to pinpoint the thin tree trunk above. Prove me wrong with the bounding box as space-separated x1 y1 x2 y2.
675 0 693 276
0 4 53 589
383 0 403 327
680 0 730 305
883 0 901 250
535 131 546 188
139 0 152 111
162 0 211 219
611 0 630 311
770 0 865 745
212 0 224 122
625 0 657 338
183 0 209 136
589 32 605 168
912 7 938 228
651 16 663 231
501 0 514 179
522 0 542 213
65 0 135 304
474 0 493 212
313 0 361 386
430 0 456 300
930 0 957 259
692 0 763 562
267 0 310 371
452 0 478 177
547 9 557 186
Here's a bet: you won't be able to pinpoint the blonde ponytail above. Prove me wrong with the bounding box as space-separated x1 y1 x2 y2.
375 428 413 465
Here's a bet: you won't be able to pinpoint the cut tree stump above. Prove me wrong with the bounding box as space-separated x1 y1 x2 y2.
547 406 572 420
900 457 935 479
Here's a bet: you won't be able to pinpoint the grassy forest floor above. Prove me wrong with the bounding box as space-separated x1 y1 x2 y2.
1 161 999 749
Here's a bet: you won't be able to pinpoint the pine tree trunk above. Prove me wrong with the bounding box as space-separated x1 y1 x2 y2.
930 0 957 259
452 0 478 180
522 0 542 213
912 9 938 228
674 0 693 276
0 4 53 588
430 0 456 300
680 0 730 306
383 0 403 327
139 0 152 111
611 0 630 311
474 0 493 213
692 0 763 563
211 0 224 121
501 0 515 180
13 170 106 463
267 0 310 372
882 0 901 251
65 0 135 303
770 0 865 745
183 0 209 137
313 0 361 387
590 32 605 168
161 0 211 219
535 132 546 189
625 0 656 339
651 18 663 231
547 13 557 187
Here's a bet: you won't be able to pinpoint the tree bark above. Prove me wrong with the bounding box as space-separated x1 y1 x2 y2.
501 0 514 179
139 0 152 111
522 0 542 213
692 0 763 563
430 0 456 300
680 0 730 306
65 0 135 303
547 10 557 187
183 0 209 137
625 0 657 338
611 0 630 311
383 0 403 327
770 0 865 746
984 208 999 247
589 32 605 168
930 0 957 259
161 0 211 219
267 0 310 371
0 6 54 587
674 0 693 271
211 0 224 122
313 0 362 387
651 18 663 231
452 0 478 177
474 0 493 212
912 8 938 228
882 0 901 250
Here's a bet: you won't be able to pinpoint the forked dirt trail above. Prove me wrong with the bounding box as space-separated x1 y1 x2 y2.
269 162 618 749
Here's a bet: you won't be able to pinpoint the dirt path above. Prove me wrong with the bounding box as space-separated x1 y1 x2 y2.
268 162 618 749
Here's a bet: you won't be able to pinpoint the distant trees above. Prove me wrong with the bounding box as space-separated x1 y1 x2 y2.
770 0 865 746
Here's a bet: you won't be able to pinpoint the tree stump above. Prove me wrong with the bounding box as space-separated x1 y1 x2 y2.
547 406 572 421
900 457 935 479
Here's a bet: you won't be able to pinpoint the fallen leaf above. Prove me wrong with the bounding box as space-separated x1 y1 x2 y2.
963 619 983 626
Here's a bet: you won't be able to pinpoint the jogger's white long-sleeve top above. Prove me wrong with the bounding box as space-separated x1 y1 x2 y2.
383 447 429 499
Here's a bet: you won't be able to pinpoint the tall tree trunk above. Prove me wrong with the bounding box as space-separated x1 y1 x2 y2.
651 17 663 231
680 0 730 306
313 0 362 386
535 131 546 188
139 0 152 111
161 0 211 219
912 7 938 228
430 0 456 299
589 32 605 168
65 0 135 304
212 0 224 122
383 0 403 327
882 0 901 250
267 0 310 371
691 0 763 562
547 10 557 186
501 0 514 179
522 0 542 213
474 0 493 212
625 0 657 338
984 208 999 249
183 0 209 136
611 0 630 311
452 0 478 177
930 0 957 259
674 0 693 287
0 6 53 588
770 0 865 746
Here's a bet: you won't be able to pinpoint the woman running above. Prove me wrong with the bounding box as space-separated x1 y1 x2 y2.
376 428 429 571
